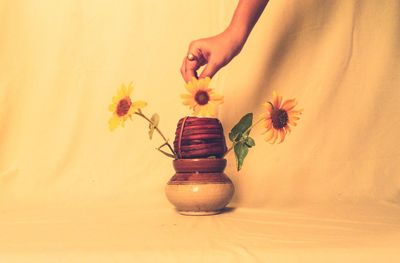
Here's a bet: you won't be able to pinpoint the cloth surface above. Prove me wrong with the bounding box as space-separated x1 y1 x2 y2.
1 0 400 261
1 203 400 262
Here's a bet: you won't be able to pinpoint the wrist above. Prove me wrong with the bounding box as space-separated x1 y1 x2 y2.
224 25 249 53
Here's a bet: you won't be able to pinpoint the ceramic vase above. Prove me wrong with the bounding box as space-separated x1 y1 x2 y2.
165 158 234 216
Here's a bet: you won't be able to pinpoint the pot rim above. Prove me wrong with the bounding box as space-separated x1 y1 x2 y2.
173 158 227 173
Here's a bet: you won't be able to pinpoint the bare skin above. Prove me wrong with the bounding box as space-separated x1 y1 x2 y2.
181 0 269 82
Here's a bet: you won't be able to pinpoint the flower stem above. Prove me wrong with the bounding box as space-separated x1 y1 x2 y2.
134 111 177 159
223 117 264 157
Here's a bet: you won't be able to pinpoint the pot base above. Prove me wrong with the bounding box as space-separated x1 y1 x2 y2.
178 210 222 216
165 182 234 216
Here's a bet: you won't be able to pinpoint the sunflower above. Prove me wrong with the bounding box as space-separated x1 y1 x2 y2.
261 91 302 144
180 77 223 117
108 83 147 131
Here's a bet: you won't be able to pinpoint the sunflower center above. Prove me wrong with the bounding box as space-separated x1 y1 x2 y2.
116 97 132 117
271 108 288 129
194 90 210 105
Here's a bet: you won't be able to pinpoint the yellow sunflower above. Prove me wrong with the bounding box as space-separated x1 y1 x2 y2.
180 77 223 117
261 91 303 144
108 83 147 131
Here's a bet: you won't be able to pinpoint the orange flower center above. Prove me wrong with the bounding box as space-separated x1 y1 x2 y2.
195 90 209 105
116 97 132 117
271 108 288 129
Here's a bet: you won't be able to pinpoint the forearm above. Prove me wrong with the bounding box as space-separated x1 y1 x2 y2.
226 0 269 43
181 0 268 81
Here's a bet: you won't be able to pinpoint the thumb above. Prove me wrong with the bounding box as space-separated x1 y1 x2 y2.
199 60 221 79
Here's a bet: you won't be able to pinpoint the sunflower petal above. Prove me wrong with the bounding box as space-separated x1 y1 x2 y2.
198 78 205 88
120 84 127 96
206 103 217 117
112 97 117 104
191 77 199 88
272 91 282 108
270 130 279 144
198 104 209 117
108 116 120 131
278 129 286 144
116 87 122 98
210 94 224 101
127 106 135 116
272 90 278 101
193 105 201 116
132 100 147 109
264 129 275 142
185 81 194 93
281 99 297 111
261 124 272 135
261 110 271 119
263 101 273 113
290 109 303 115
126 83 134 95
276 96 282 108
108 103 116 112
180 94 192 99
288 119 297 126
203 77 211 87
182 99 193 106
265 120 272 129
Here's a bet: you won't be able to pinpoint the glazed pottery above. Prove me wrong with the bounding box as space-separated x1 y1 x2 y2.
165 158 234 216
174 117 227 159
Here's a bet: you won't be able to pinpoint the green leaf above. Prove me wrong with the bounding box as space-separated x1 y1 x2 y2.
148 113 159 139
234 142 249 171
245 137 256 148
229 113 253 142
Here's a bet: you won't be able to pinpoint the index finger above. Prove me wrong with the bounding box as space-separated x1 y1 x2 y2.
183 57 200 82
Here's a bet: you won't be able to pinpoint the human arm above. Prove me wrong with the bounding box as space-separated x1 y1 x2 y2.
181 0 269 82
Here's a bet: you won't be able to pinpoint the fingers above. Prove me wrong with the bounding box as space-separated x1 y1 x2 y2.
180 57 189 81
181 42 207 82
199 59 221 79
184 56 200 82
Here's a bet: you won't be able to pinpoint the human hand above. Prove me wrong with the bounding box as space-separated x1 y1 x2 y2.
180 29 246 82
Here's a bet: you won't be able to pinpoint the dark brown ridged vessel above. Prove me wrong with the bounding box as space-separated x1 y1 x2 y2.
174 117 227 159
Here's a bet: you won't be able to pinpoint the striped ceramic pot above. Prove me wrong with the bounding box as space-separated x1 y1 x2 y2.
165 158 234 216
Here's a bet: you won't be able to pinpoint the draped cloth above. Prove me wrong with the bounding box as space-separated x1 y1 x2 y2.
1 0 399 261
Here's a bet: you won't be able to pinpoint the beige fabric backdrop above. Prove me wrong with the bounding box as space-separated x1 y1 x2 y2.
1 0 400 261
